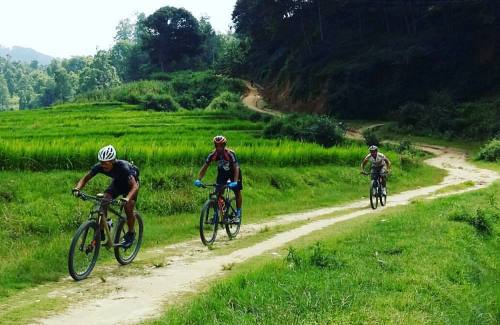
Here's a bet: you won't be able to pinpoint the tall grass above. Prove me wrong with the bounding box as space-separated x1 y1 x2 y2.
0 103 374 170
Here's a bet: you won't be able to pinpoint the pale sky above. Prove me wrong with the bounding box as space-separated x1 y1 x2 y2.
0 0 237 58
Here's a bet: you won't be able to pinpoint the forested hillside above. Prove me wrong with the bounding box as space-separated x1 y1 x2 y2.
233 0 500 138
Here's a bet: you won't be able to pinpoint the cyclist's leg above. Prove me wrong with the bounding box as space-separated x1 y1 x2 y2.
123 179 139 234
380 167 387 188
235 179 243 208
101 185 117 240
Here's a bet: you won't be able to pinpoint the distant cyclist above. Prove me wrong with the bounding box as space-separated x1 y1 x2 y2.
360 145 391 194
73 145 139 248
194 135 243 222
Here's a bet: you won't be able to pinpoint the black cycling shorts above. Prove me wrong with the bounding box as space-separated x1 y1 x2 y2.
105 177 140 199
216 172 243 191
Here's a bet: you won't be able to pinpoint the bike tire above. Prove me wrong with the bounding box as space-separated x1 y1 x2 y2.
380 186 387 206
68 220 101 281
200 200 218 246
370 181 378 210
225 198 241 240
114 212 144 265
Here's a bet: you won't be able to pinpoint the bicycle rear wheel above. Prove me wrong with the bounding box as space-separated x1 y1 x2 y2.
114 213 144 265
370 181 378 210
68 220 101 281
200 200 218 245
225 198 240 239
380 186 387 206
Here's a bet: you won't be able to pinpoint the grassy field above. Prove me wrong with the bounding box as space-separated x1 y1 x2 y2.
1 104 375 170
0 102 446 298
152 182 500 325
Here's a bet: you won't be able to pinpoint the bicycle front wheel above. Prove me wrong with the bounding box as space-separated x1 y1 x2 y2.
200 200 218 246
68 220 101 281
225 198 240 239
370 181 378 210
114 212 144 265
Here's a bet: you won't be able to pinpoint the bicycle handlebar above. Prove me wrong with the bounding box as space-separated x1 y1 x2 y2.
74 191 124 206
199 183 228 189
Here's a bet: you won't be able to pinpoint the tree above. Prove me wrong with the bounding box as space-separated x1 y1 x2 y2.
46 61 78 102
215 34 249 76
198 16 223 68
114 18 135 42
110 40 135 81
62 56 90 73
79 50 121 93
17 75 35 109
141 6 202 71
0 73 9 109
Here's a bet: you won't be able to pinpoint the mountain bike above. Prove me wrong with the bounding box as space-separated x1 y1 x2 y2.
68 192 144 281
362 171 387 209
197 182 241 246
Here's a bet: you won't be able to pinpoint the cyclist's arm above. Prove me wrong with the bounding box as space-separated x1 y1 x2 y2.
384 157 391 170
198 162 210 180
126 177 139 201
360 158 368 172
233 163 240 181
75 172 94 190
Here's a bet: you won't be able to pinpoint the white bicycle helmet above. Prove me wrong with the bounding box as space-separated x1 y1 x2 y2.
98 145 116 161
369 145 378 151
213 135 227 145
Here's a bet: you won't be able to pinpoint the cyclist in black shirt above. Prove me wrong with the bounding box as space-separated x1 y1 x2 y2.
194 135 243 223
73 145 139 248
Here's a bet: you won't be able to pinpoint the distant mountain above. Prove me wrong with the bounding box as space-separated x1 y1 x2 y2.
0 45 54 65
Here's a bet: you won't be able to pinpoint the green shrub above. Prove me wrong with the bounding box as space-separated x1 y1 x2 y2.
74 70 247 110
399 153 418 171
142 94 180 112
477 138 500 162
449 208 497 236
397 96 500 140
206 91 241 110
264 114 344 147
362 129 381 147
149 72 172 81
285 242 342 270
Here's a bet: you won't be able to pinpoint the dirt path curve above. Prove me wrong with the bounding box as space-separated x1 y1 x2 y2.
34 99 498 325
345 123 385 140
241 81 282 117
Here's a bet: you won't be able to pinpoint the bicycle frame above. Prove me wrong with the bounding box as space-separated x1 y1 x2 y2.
204 183 236 224
79 193 126 249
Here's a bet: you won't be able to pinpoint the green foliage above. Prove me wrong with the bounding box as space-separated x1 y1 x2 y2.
362 129 380 147
264 114 345 147
397 94 500 140
233 0 500 139
0 72 9 109
449 208 497 236
169 70 245 109
477 138 500 162
74 70 245 111
142 94 180 112
141 6 202 71
206 91 241 110
215 34 249 76
286 241 342 270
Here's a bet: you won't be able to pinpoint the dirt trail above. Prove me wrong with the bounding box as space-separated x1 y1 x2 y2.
32 90 499 325
241 81 282 117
